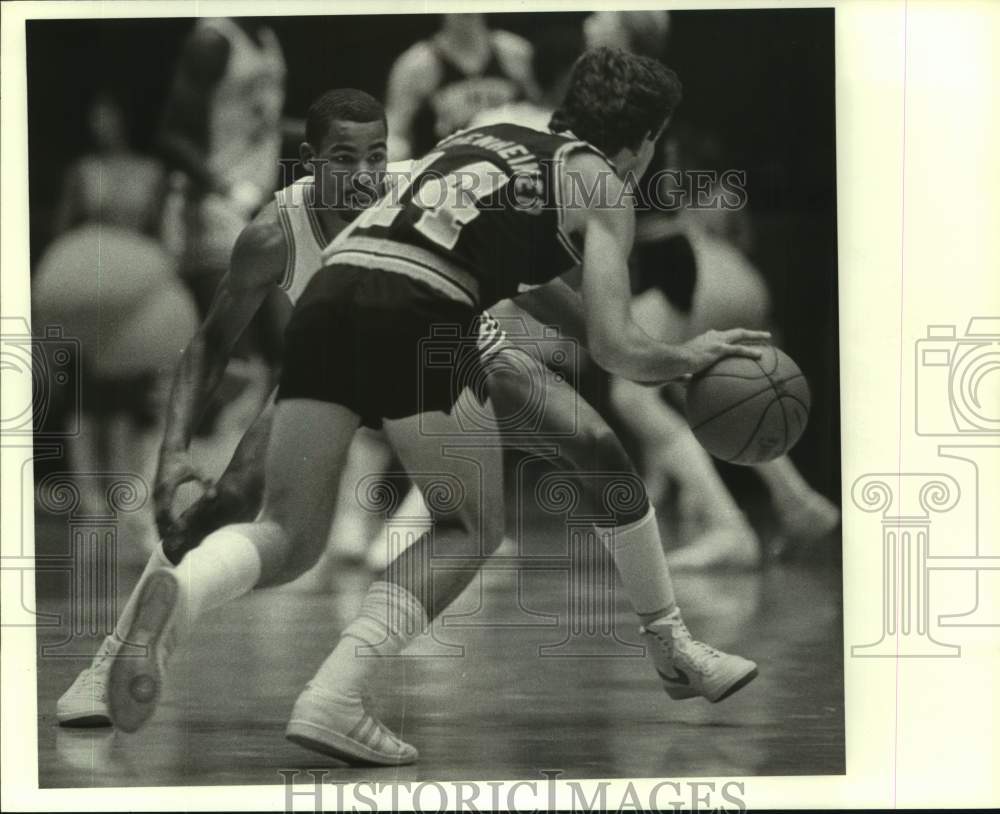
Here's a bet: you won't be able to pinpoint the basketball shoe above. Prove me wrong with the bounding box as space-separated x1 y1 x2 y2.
107 569 180 732
640 608 758 702
286 685 418 766
56 637 116 727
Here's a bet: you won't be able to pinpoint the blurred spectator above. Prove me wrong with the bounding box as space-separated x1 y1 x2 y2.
52 91 166 238
385 13 538 159
159 16 286 318
649 121 756 256
471 21 585 131
34 91 201 537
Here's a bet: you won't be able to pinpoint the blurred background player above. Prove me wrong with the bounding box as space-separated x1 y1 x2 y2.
160 16 286 317
33 91 199 537
385 13 538 160
584 9 672 60
55 89 399 726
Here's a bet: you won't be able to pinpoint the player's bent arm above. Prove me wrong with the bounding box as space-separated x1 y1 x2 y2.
572 166 690 382
158 206 287 458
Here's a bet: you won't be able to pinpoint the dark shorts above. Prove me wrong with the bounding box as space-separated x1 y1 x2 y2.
277 265 487 428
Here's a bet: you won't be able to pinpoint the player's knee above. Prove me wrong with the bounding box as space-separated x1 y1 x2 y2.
579 423 651 525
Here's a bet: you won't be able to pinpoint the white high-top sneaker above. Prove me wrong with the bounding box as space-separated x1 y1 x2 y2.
107 569 180 733
640 608 758 703
56 637 118 727
286 685 418 766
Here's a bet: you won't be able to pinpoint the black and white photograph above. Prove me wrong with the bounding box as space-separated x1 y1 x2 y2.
22 5 843 790
3 1 996 811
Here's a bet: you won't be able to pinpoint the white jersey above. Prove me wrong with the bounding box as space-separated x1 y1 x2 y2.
274 162 414 304
273 176 328 304
201 17 286 196
184 18 286 272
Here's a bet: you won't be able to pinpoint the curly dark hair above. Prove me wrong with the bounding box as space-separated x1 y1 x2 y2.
549 47 683 156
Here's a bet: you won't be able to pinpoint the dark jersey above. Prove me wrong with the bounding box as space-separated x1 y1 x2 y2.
320 123 607 311
410 41 524 157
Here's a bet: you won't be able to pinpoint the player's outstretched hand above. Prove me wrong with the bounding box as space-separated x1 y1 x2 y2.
682 329 772 375
154 450 217 539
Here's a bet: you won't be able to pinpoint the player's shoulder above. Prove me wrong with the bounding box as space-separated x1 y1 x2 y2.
230 202 287 288
490 29 532 62
388 40 442 86
563 147 620 190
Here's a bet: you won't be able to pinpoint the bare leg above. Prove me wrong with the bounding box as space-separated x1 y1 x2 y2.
378 388 506 618
106 399 360 732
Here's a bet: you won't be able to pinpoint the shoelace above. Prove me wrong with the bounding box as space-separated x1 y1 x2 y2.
649 619 722 675
680 638 723 674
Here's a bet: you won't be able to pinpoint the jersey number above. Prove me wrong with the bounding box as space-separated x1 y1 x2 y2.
359 153 509 250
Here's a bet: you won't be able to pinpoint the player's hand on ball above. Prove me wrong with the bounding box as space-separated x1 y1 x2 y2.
682 328 772 375
154 451 217 538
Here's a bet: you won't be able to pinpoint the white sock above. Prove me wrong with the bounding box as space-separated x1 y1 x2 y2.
308 581 428 702
108 543 172 654
596 504 677 625
171 524 270 639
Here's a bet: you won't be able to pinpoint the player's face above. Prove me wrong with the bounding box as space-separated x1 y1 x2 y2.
305 119 388 211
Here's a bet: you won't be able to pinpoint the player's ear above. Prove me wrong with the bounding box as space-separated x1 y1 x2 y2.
299 142 317 173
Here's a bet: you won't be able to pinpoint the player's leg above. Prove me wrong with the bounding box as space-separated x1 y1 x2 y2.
285 427 404 591
753 456 841 545
105 397 360 732
487 338 759 703
56 403 274 727
286 388 505 765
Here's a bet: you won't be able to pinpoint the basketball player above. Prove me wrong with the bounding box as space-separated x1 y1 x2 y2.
106 49 771 764
55 88 392 726
385 13 538 160
56 83 673 728
160 16 286 318
56 84 654 727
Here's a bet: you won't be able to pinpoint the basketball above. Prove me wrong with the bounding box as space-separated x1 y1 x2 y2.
684 345 811 465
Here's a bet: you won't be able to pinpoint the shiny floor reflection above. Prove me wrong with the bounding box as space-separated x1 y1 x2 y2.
37 554 844 787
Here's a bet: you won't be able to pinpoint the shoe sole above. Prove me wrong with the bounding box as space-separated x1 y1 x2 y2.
710 666 759 703
57 712 112 728
286 720 417 766
662 665 759 702
108 570 178 733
